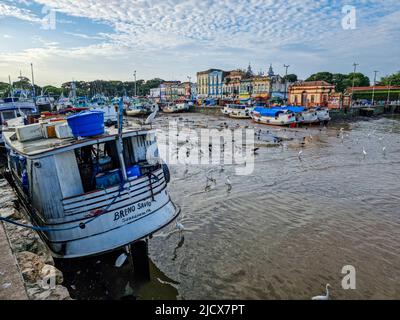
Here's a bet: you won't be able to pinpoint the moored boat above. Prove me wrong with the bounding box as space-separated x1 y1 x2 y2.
227 104 253 119
251 107 296 126
2 109 180 258
281 106 319 125
162 102 179 113
314 106 331 123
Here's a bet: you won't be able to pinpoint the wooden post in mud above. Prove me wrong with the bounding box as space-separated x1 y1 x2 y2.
130 240 150 281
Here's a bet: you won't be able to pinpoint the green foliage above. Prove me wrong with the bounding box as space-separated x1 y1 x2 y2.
0 82 11 97
379 71 400 86
306 71 370 92
283 74 298 82
60 78 164 97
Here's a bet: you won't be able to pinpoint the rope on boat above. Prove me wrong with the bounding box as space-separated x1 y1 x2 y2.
0 181 127 232
0 215 101 232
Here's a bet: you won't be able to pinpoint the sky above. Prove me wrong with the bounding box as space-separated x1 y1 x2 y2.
0 0 399 86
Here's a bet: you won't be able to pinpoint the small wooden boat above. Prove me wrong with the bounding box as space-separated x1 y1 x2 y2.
251 107 296 126
227 104 253 119
314 107 331 123
3 110 180 258
162 102 179 113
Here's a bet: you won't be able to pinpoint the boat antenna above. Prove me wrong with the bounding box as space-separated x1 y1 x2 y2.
31 63 36 105
8 75 15 104
117 97 128 181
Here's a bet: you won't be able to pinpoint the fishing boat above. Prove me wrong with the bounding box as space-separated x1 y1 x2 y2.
126 98 154 116
227 104 253 119
0 104 37 146
175 101 190 112
35 95 54 112
281 106 319 125
251 107 296 126
2 108 180 258
56 94 74 110
221 105 232 116
162 102 179 113
313 107 331 123
88 94 117 125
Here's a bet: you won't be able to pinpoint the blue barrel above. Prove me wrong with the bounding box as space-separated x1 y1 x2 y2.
67 111 105 137
126 165 141 179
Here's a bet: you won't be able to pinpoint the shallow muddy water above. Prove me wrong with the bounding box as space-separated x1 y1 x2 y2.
5 112 400 299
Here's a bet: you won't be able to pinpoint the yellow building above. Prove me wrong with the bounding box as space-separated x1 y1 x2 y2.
251 76 270 99
196 70 209 98
288 81 335 107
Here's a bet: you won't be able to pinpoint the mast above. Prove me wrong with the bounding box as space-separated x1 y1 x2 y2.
8 75 14 103
31 63 36 104
117 98 128 181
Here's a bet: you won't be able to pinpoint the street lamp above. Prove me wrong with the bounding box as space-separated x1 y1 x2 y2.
351 62 359 108
283 64 290 103
134 70 137 97
386 80 392 105
371 70 378 106
187 76 191 99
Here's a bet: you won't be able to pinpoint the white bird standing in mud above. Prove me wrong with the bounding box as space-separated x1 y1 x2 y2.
176 221 185 233
225 176 232 192
312 284 331 300
144 105 159 127
382 146 386 156
362 147 367 158
298 150 303 160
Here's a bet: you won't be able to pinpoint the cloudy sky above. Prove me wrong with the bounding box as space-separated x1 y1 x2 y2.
0 0 399 86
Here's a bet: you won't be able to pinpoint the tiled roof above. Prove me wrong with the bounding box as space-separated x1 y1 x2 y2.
292 81 334 87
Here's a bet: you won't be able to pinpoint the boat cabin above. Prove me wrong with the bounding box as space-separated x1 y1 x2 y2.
3 125 179 258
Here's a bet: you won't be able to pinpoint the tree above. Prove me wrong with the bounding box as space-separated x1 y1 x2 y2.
379 71 400 86
0 82 11 97
283 74 298 83
306 72 333 83
306 71 370 92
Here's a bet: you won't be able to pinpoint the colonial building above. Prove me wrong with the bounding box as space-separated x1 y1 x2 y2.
267 64 290 100
197 69 224 98
251 76 270 100
222 70 244 98
288 80 335 107
159 81 183 101
208 70 226 98
150 81 197 101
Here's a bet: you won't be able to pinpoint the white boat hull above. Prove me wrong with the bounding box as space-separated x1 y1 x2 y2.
252 114 296 126
9 167 179 258
297 111 319 124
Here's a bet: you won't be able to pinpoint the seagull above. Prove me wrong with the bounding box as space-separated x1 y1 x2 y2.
298 150 303 160
176 221 185 233
225 175 232 192
145 106 158 127
312 284 331 300
115 252 128 268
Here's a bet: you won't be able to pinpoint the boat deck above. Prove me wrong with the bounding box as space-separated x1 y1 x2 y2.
3 123 150 157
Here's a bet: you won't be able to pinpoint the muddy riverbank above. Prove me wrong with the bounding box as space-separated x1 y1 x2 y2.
0 178 71 300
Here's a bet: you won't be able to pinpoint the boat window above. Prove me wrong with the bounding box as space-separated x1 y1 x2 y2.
74 141 121 192
1 110 17 123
